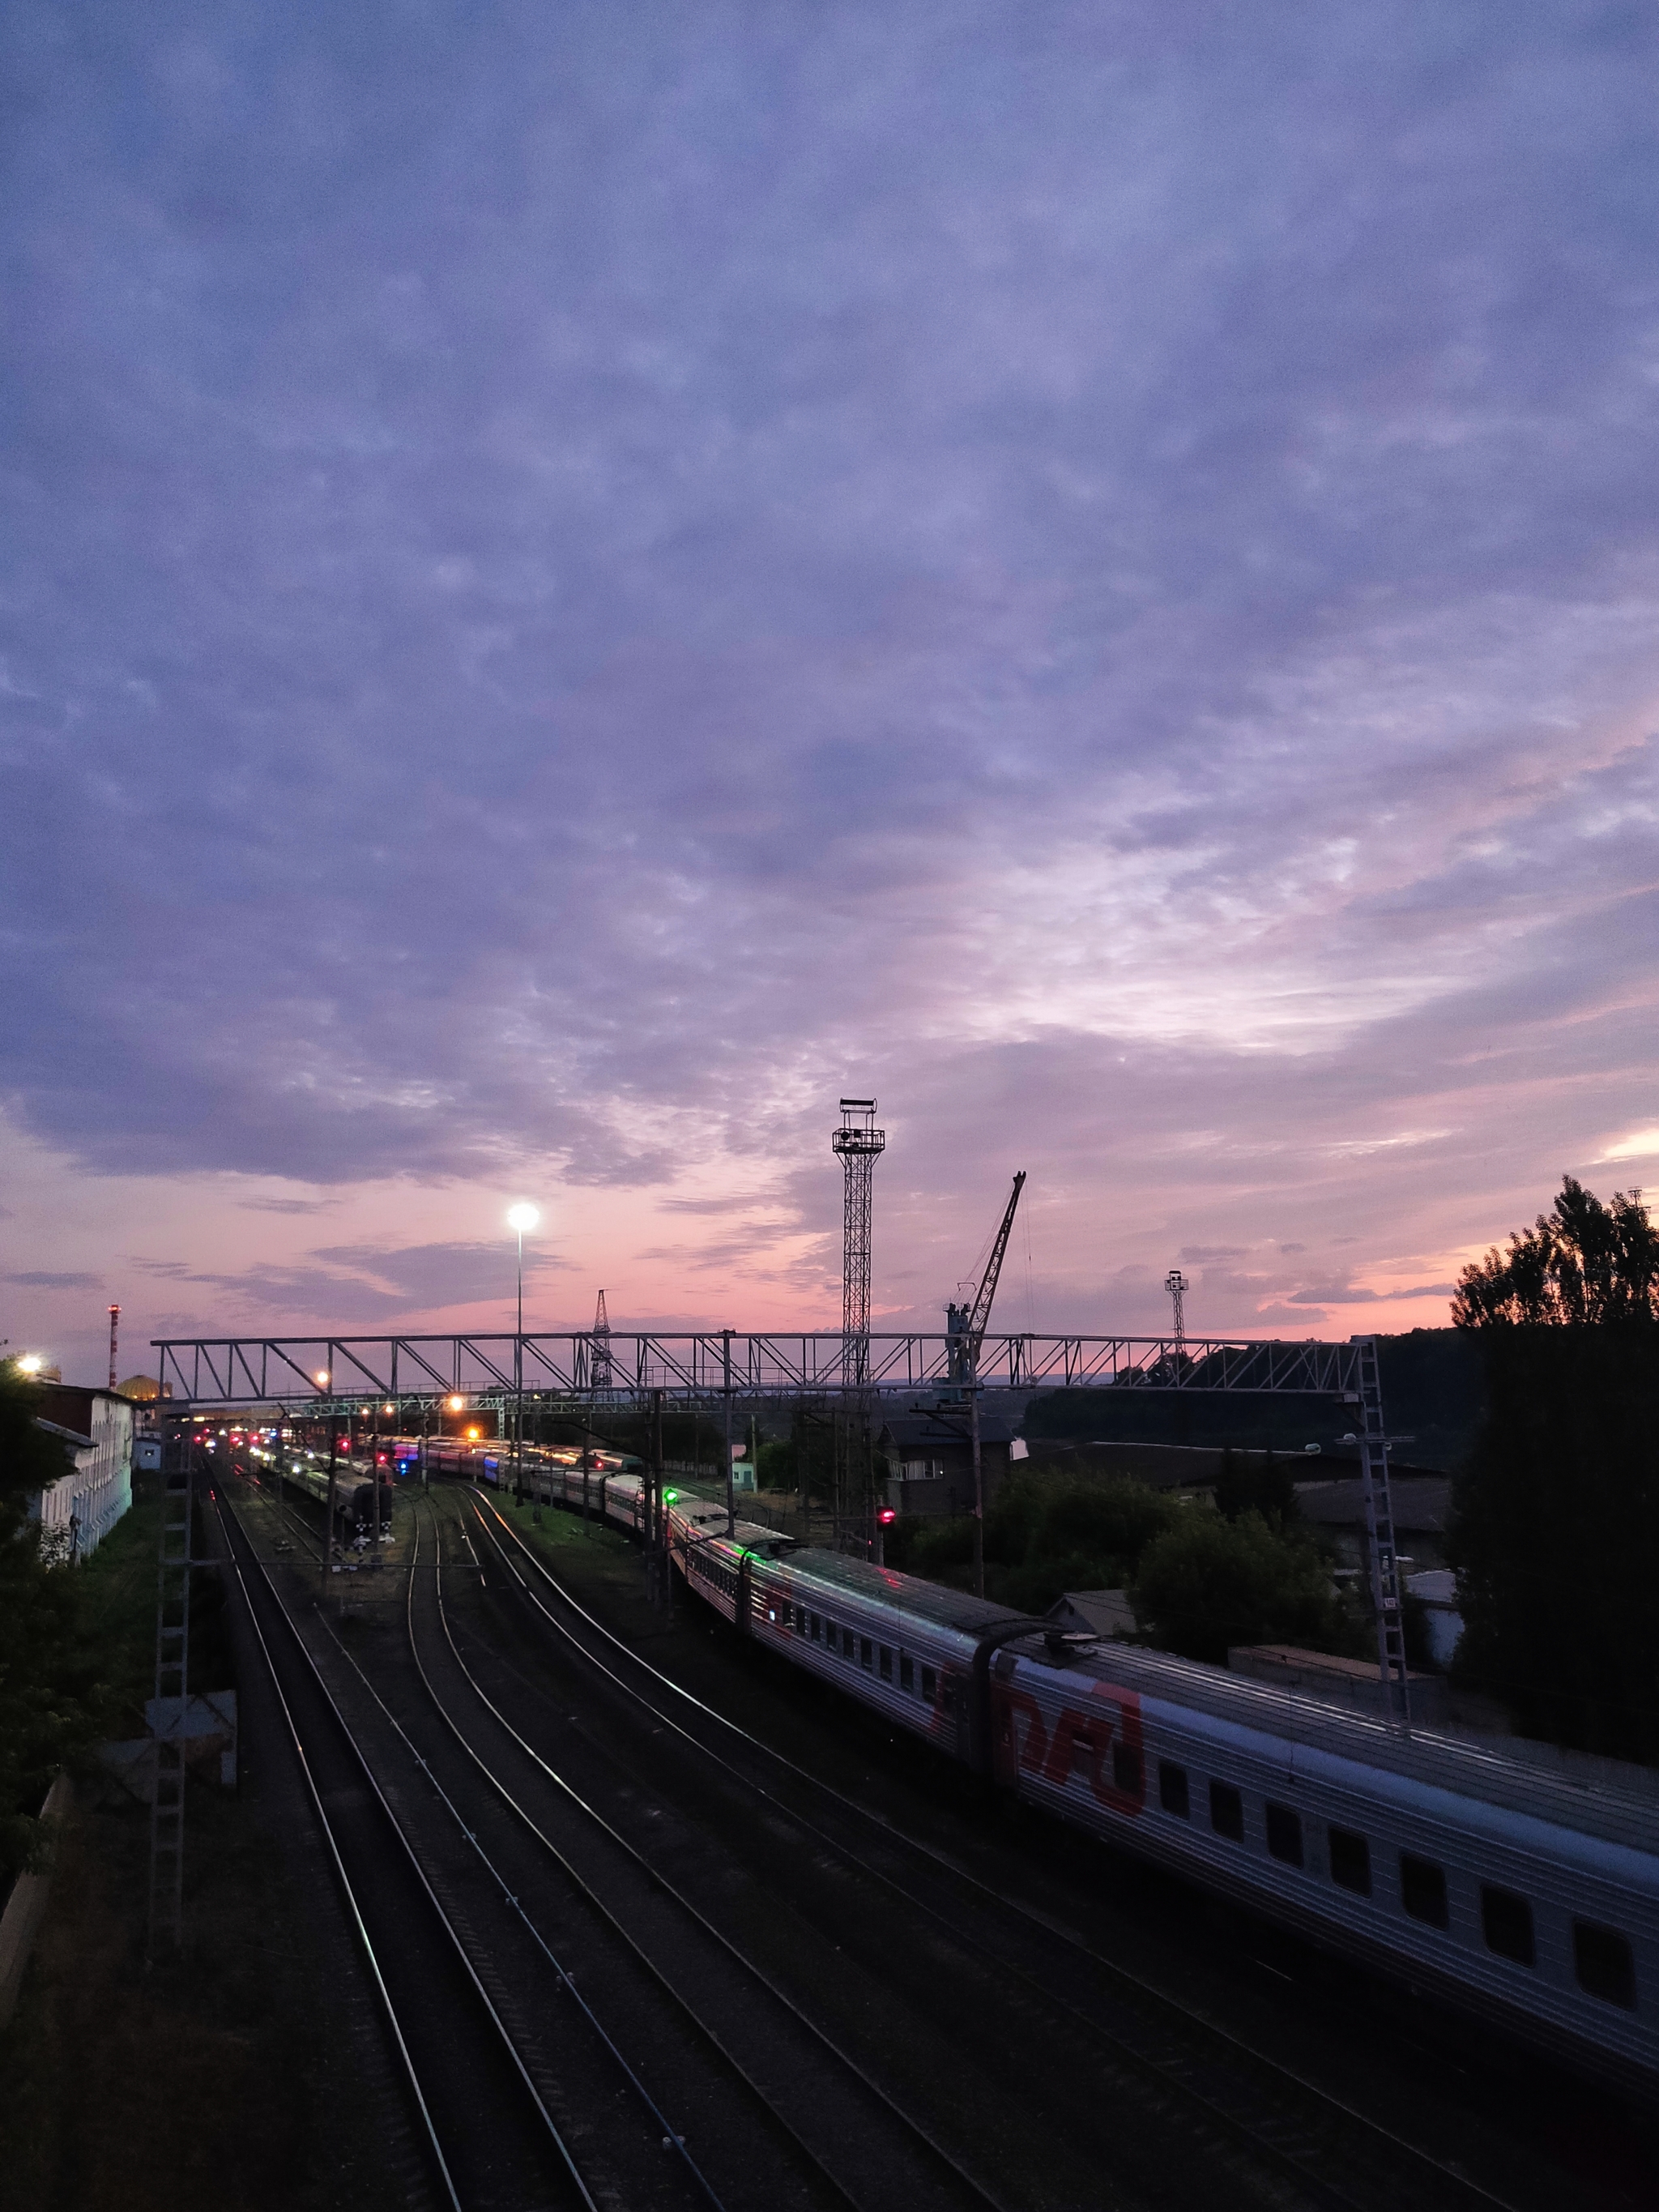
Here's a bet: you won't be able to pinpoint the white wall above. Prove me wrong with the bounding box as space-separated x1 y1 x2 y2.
36 1393 134 1562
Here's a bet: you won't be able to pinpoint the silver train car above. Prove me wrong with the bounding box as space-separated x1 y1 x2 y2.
991 1638 1659 2093
486 1464 1659 2088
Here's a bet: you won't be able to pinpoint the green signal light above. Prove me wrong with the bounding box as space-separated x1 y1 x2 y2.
664 1488 679 1503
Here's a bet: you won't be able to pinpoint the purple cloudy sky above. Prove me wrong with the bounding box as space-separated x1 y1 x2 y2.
3 3 1657 1383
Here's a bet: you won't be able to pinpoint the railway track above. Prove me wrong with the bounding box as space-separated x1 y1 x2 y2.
212 1484 603 2212
394 1496 1020 2212
455 1484 1535 2212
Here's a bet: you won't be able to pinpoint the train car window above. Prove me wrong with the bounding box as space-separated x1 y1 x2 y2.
1265 1802 1303 1868
900 1653 914 1692
1573 1922 1637 2010
940 1674 958 1713
879 1645 893 1681
1328 1826 1371 1896
1158 1761 1189 1817
1481 1885 1534 1967
1209 1781 1244 1841
1112 1743 1141 1796
921 1664 937 1702
1399 1853 1448 1928
860 1638 873 1672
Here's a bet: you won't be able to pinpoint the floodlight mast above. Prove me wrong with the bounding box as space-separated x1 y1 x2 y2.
1165 1268 1188 1352
832 1099 885 1386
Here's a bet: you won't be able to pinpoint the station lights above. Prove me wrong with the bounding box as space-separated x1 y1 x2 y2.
16 1353 44 1377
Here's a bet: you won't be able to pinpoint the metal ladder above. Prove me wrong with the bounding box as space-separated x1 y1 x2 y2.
1351 1335 1411 1728
147 1422 192 1952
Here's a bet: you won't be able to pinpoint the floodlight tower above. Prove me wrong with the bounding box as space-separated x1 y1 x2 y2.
591 1288 614 1397
1165 1267 1188 1352
833 1099 885 1386
109 1304 120 1391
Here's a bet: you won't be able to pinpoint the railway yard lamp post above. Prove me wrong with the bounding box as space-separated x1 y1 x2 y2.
507 1203 539 1502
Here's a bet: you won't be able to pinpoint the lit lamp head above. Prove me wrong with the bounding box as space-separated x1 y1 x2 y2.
447 1394 465 1412
17 1353 44 1377
507 1202 539 1235
313 1369 331 1389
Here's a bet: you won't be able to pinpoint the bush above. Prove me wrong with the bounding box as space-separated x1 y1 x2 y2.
1130 1507 1358 1667
888 1471 1181 1614
755 1438 795 1491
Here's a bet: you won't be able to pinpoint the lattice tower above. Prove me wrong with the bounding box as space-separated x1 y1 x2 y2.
1164 1268 1188 1352
832 1099 885 1386
591 1288 613 1395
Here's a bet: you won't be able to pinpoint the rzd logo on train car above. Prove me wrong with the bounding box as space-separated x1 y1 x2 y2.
991 1679 1145 1817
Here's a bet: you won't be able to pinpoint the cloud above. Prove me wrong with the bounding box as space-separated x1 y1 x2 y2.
237 1196 343 1215
1598 1129 1659 1164
1285 1282 1457 1306
0 7 1655 1366
2 1270 101 1289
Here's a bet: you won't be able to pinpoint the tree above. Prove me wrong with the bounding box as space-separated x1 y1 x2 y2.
0 1358 113 1877
1449 1176 1659 1761
1213 1443 1298 1524
1447 1321 1659 1762
1130 1508 1358 1668
1452 1175 1659 1326
889 1471 1179 1614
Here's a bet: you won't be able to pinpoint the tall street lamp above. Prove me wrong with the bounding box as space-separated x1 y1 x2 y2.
506 1203 539 1501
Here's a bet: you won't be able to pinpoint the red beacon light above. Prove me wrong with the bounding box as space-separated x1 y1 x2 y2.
877 1507 897 1526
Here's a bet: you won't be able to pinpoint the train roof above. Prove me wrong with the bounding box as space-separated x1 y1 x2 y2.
781 1548 1039 1638
1015 1637 1659 1855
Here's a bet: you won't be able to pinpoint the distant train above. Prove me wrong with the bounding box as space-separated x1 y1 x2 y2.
488 1461 1659 2095
281 1456 395 1534
423 1437 640 1485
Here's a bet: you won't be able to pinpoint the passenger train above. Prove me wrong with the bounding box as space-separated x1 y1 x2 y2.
483 1461 1659 2092
281 1457 396 1534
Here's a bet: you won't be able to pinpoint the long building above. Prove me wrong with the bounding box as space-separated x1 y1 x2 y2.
32 1383 136 1561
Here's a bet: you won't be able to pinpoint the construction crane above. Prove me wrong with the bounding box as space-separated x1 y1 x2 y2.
938 1172 1026 1602
946 1172 1026 1390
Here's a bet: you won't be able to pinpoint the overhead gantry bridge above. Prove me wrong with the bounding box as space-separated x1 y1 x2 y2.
152 1329 1367 1408
152 1327 1414 1722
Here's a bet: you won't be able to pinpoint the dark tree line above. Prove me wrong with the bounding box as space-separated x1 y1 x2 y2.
1450 1176 1659 1764
0 1360 115 1877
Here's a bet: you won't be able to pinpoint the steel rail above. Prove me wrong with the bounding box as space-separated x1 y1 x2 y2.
422 1500 1017 2212
307 1514 729 2212
395 1500 866 2210
467 1488 1521 2212
209 1488 463 2212
211 1487 601 2212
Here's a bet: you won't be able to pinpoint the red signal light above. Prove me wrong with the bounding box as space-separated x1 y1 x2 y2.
877 1507 897 1525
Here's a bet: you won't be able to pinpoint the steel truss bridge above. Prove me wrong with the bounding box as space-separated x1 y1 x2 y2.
152 1330 1369 1408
